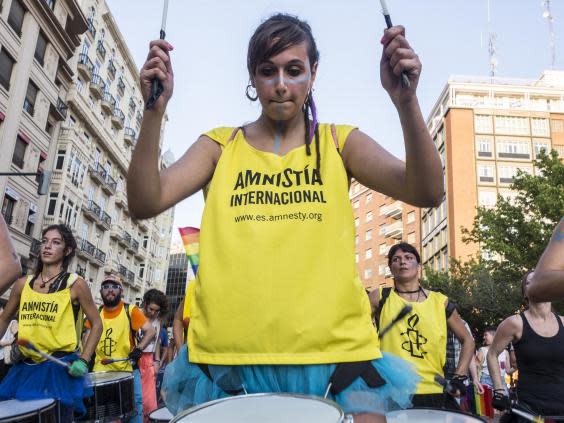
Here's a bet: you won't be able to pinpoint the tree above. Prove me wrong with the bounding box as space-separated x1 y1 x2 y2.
425 150 564 336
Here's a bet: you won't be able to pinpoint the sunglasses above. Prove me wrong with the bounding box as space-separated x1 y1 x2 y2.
101 282 121 290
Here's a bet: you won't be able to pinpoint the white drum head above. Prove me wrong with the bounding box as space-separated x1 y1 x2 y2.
171 394 344 423
386 408 485 423
0 398 56 418
150 407 173 420
89 371 133 385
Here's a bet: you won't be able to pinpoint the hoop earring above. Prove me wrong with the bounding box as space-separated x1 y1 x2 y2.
245 83 258 101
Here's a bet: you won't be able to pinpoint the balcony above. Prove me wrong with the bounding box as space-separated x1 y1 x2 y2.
107 60 116 80
96 41 106 61
77 53 93 81
101 92 116 113
118 231 129 247
98 210 112 230
385 221 404 239
86 18 96 40
89 162 107 185
124 127 136 147
380 201 403 219
137 218 149 232
126 270 135 285
83 200 102 223
128 238 139 254
93 248 106 266
134 244 144 259
77 238 96 260
129 97 136 112
29 238 41 257
118 264 127 278
117 77 125 96
89 74 105 99
115 191 127 209
103 259 119 274
111 107 125 129
50 98 68 121
110 225 123 241
123 231 132 246
102 174 117 195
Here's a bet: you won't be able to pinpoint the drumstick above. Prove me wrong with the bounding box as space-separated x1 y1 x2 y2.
145 0 169 109
511 407 545 423
100 357 130 365
378 304 412 339
378 0 411 88
16 339 70 368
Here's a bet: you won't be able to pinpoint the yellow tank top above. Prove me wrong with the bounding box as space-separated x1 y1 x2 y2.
19 274 79 362
188 124 380 365
93 304 133 372
379 288 448 394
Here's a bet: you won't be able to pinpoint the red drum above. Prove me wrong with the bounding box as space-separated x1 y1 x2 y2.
170 394 345 422
0 398 58 423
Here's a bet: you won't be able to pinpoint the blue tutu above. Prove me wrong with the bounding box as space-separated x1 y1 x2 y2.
163 345 419 415
0 352 92 415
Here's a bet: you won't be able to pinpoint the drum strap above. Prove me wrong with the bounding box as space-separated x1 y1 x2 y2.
328 361 386 396
196 363 245 395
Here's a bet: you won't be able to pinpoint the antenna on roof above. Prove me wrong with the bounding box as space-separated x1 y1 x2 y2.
487 0 498 80
542 0 556 69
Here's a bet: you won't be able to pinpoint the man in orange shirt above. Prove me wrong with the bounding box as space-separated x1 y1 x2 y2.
84 275 156 423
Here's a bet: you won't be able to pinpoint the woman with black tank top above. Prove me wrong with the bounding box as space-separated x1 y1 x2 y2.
486 271 564 422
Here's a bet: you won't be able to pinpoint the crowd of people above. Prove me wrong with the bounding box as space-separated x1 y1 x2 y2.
0 10 562 423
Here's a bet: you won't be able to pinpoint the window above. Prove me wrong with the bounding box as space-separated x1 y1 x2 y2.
366 193 372 203
365 248 372 260
494 116 529 135
476 137 492 157
407 232 416 244
45 0 55 10
25 207 36 236
34 32 48 65
353 183 360 194
355 253 359 264
477 164 495 183
533 141 549 157
365 229 372 241
551 119 564 133
0 49 15 91
379 224 386 236
47 192 58 215
55 150 65 169
474 115 492 133
355 217 359 228
364 268 372 279
11 136 27 168
478 190 496 208
353 200 359 209
355 235 359 245
378 264 386 275
366 211 373 222
498 166 517 184
138 263 145 279
531 118 549 136
379 243 387 255
8 0 25 36
1 195 16 225
496 139 530 159
407 211 415 224
23 80 39 116
142 235 148 249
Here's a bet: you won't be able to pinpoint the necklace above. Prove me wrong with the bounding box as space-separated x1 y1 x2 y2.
394 286 421 294
39 271 62 289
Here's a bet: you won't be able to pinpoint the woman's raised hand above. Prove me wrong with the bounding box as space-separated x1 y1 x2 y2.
140 39 174 114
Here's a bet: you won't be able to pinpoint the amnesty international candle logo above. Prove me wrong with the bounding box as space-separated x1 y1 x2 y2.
102 328 117 356
20 300 59 322
401 314 428 359
230 165 326 207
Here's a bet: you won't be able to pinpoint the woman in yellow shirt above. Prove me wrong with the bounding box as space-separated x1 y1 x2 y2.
0 224 102 419
130 13 443 421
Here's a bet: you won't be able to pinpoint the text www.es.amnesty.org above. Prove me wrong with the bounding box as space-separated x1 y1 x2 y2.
234 212 323 223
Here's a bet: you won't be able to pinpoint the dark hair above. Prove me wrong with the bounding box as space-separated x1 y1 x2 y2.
143 289 169 318
483 326 497 335
521 270 534 309
34 224 77 275
387 242 421 268
247 14 322 172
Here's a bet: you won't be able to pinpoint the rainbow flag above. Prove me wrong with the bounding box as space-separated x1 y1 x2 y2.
179 227 200 277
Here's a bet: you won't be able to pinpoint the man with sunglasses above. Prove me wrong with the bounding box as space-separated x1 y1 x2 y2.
84 275 156 423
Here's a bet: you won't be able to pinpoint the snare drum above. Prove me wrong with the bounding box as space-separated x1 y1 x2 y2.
386 408 486 422
78 371 135 422
0 398 57 423
149 406 174 422
170 394 345 422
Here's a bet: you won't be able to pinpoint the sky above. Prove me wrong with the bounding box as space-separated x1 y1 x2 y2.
106 0 563 245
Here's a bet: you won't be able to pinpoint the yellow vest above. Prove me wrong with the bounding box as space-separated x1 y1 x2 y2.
188 124 380 365
379 288 448 394
183 280 195 320
19 274 79 362
93 304 134 372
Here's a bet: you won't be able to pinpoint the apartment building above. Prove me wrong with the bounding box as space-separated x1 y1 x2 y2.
351 181 420 291
422 71 564 272
0 0 86 285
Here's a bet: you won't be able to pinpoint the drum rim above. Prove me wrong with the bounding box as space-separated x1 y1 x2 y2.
88 370 134 385
149 406 174 418
170 393 345 422
386 407 486 422
0 398 57 421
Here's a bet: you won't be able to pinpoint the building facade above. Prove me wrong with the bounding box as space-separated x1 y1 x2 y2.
351 180 421 291
0 0 86 283
422 71 564 272
164 249 188 328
